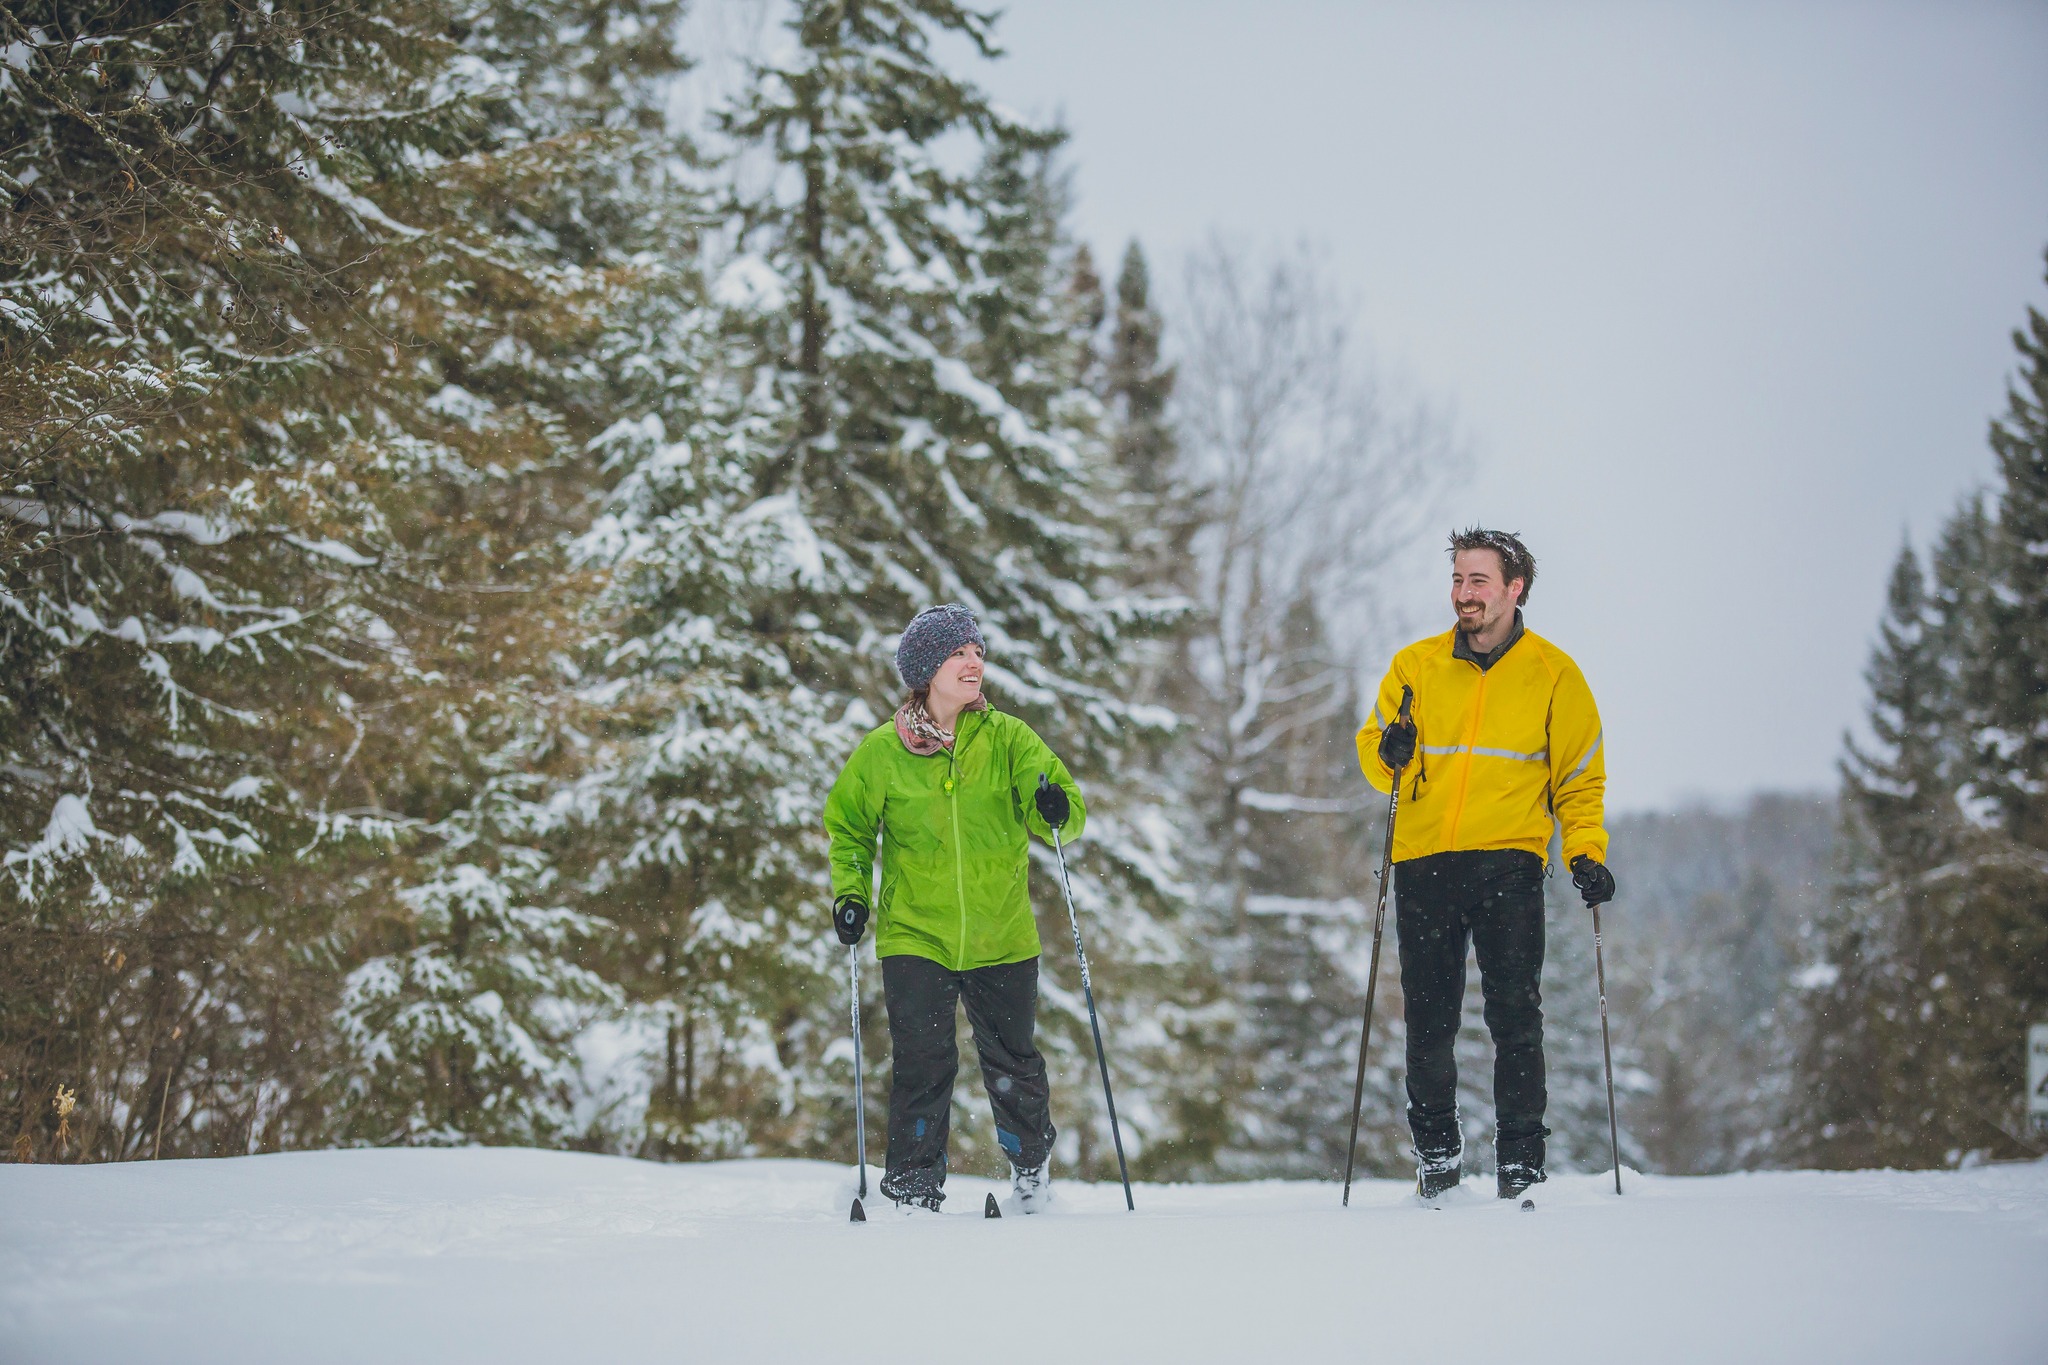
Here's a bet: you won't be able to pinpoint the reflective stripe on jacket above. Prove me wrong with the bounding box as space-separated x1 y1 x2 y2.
1355 625 1608 866
824 705 1084 971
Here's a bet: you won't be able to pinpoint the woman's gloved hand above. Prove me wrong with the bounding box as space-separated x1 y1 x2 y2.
833 894 869 946
1034 773 1070 830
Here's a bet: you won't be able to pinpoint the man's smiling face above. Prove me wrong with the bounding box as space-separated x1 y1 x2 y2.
1451 548 1522 641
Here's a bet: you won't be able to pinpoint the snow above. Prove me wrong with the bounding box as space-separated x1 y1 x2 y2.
1238 787 1372 814
2 1149 2043 1364
1244 893 1366 919
1792 961 1841 989
299 168 425 240
111 510 238 544
711 254 786 312
2 793 103 889
37 793 98 855
736 493 827 587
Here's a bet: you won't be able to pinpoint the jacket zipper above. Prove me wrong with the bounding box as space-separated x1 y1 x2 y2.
1445 666 1487 849
946 711 975 969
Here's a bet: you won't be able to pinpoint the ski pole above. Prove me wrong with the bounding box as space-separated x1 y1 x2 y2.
1592 901 1622 1195
848 942 869 1222
1041 774 1135 1211
1343 684 1413 1207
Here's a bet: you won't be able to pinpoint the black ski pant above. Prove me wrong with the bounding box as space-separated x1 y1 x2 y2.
1395 848 1551 1172
878 953 1055 1204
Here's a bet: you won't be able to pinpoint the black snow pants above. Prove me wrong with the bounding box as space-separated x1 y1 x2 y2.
878 953 1055 1206
1395 848 1551 1173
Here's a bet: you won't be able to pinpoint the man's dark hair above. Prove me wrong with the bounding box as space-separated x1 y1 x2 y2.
1448 527 1536 605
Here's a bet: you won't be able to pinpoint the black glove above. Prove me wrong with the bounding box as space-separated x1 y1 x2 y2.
1570 856 1616 908
833 895 868 946
1378 720 1417 771
1034 773 1070 829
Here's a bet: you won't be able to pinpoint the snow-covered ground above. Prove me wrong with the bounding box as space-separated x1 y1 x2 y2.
3 1149 2044 1364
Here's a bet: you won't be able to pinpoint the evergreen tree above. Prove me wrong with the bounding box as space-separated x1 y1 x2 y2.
1975 279 2048 846
1105 243 1178 504
306 0 712 1150
0 0 503 1158
1788 256 2048 1167
1063 242 1107 389
1218 595 1400 1178
1843 547 1961 870
1789 542 1962 1166
0 0 690 1156
558 265 858 1158
714 0 1205 1178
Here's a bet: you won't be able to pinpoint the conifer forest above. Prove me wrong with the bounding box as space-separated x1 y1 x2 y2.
4 0 2045 1185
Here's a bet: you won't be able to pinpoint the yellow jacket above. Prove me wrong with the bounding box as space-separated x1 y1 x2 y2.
1356 619 1608 866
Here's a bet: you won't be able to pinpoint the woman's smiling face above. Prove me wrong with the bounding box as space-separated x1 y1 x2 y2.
928 642 984 712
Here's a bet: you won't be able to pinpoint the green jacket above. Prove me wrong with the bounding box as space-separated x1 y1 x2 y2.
824 705 1086 971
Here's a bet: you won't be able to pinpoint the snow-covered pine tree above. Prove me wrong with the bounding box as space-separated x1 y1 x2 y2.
972 139 1229 1178
1105 243 1180 511
555 257 860 1159
1975 274 2048 847
1783 545 1957 1166
1925 261 2048 1157
1074 234 1242 1174
320 0 728 1149
713 0 1204 1178
0 0 535 1159
1216 594 1401 1180
1063 242 1107 389
1848 546 1967 868
1101 240 1200 712
0 0 688 1157
1789 258 2048 1167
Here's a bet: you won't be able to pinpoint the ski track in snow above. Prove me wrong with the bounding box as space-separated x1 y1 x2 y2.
2 1149 2044 1364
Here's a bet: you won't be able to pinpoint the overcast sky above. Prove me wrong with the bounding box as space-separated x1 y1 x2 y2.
963 0 2048 812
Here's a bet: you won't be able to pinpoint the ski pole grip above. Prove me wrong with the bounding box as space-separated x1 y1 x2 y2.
1388 684 1417 777
1036 772 1069 832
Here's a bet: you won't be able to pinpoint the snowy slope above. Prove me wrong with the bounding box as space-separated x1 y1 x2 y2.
3 1149 2044 1364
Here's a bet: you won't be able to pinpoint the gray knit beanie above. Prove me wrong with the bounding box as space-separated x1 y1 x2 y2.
895 604 986 691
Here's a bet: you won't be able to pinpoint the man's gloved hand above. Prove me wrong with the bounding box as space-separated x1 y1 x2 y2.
1378 720 1417 771
1570 856 1616 908
833 894 869 946
1034 774 1070 830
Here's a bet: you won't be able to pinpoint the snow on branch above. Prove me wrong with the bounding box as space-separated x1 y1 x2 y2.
1237 789 1372 815
1244 894 1366 920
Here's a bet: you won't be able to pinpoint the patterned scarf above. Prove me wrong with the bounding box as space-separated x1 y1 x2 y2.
894 693 988 756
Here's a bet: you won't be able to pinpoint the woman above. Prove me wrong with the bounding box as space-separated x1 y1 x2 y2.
823 603 1084 1215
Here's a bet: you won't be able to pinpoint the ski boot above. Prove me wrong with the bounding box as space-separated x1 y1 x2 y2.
889 1189 942 1216
1496 1131 1548 1202
1416 1147 1462 1201
880 1168 944 1215
1008 1160 1053 1215
1497 1161 1545 1201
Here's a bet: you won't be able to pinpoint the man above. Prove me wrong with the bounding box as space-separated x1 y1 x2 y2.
1355 528 1616 1200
